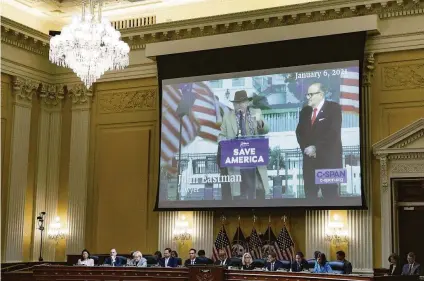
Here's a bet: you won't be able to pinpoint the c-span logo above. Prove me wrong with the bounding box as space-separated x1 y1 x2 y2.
315 169 347 184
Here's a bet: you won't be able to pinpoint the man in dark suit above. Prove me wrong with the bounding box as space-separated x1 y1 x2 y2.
184 248 201 266
296 82 343 200
264 252 284 271
336 251 353 274
401 252 421 275
103 248 124 267
214 249 230 266
291 252 309 272
197 249 213 265
159 248 178 268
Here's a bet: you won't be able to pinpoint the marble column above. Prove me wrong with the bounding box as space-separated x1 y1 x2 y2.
347 53 375 273
192 211 214 256
158 211 178 251
305 210 331 257
32 84 65 261
4 76 38 262
65 84 93 254
305 53 375 273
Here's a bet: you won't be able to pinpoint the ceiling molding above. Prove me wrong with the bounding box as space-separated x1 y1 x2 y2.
121 0 424 46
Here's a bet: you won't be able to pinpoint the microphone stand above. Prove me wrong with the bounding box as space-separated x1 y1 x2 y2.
36 212 46 262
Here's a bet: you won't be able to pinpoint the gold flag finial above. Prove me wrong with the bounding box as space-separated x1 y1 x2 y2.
220 214 226 224
253 214 257 223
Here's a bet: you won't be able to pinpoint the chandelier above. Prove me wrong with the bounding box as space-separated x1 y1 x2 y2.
173 216 192 244
49 0 130 88
47 216 67 243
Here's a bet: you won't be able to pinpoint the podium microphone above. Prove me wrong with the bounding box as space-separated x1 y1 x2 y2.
237 110 243 138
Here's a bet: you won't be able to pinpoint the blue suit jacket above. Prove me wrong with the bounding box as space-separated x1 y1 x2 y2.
291 259 309 272
264 260 284 271
159 257 178 268
104 256 124 267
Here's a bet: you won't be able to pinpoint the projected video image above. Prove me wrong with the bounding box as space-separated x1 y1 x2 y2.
158 61 362 208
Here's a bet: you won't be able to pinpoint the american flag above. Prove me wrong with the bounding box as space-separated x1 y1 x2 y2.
161 82 230 173
248 227 263 259
275 225 295 261
262 225 278 258
232 226 248 257
339 67 360 114
212 225 232 262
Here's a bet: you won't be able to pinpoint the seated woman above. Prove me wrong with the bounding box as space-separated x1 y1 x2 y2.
313 253 333 273
127 251 147 267
387 253 402 276
171 250 179 258
77 249 94 266
291 251 309 272
241 253 255 270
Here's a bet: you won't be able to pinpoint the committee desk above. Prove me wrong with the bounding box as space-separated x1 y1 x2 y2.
2 265 422 281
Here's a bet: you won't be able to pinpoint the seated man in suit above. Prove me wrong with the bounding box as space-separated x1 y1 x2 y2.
197 250 213 265
159 248 178 268
291 251 309 272
402 252 421 275
336 251 352 274
103 248 124 267
214 249 229 266
184 248 201 266
127 251 147 267
264 252 284 271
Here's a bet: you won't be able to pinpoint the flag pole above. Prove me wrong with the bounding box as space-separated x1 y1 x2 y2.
237 215 240 242
176 118 183 201
220 214 226 249
268 214 271 243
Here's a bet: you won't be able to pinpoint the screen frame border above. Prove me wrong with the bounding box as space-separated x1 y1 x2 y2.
153 34 369 211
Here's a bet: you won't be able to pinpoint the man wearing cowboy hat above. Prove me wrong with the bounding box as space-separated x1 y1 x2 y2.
219 90 269 200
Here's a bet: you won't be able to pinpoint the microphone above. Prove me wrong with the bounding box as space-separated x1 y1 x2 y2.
238 110 243 137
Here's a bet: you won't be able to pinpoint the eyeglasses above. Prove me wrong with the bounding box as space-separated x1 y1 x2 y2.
306 91 322 98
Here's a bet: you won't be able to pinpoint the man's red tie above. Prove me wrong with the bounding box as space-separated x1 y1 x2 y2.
311 108 318 125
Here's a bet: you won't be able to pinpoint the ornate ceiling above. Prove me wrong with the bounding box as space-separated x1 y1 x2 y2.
2 0 321 25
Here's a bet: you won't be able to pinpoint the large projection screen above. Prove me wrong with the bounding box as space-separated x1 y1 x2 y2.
155 32 366 210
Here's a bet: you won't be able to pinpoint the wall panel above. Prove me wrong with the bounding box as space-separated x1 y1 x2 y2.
371 49 424 267
1 74 13 261
86 78 159 255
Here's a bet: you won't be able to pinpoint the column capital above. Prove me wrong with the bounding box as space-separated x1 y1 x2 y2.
39 83 65 109
66 83 93 109
12 76 40 106
362 52 375 86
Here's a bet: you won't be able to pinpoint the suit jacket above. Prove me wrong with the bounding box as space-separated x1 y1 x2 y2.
291 259 309 272
342 260 353 274
401 263 421 275
295 101 343 182
104 256 124 267
126 258 147 267
219 108 269 196
184 257 202 267
264 260 284 271
198 257 213 265
214 258 229 266
389 263 402 276
159 257 178 268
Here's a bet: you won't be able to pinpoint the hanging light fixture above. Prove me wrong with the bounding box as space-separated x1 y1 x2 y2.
49 0 130 89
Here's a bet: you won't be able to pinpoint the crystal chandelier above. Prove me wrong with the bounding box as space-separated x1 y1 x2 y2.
49 0 130 88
